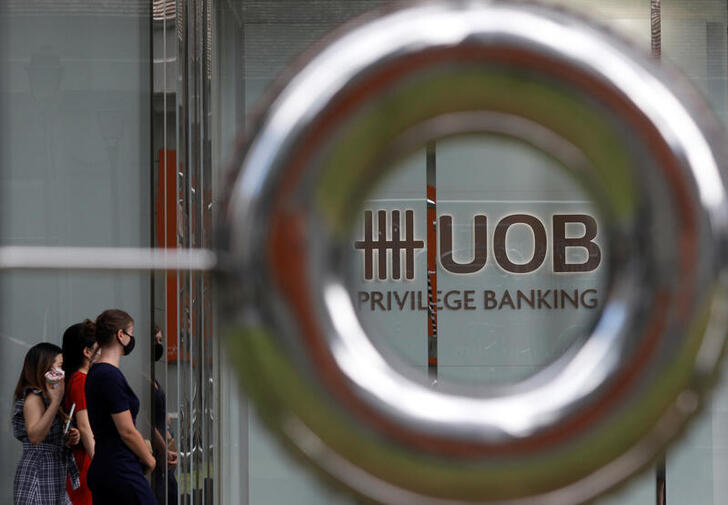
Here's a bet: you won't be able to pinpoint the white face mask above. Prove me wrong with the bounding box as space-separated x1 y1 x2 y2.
45 368 65 388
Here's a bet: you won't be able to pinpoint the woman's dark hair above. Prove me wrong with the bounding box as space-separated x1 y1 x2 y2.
95 309 134 347
14 342 63 400
152 323 161 339
61 319 96 379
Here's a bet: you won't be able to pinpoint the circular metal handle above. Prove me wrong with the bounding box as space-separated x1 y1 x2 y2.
220 2 728 504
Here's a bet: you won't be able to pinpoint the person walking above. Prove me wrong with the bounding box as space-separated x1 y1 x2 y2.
12 342 81 505
85 309 156 505
61 320 98 505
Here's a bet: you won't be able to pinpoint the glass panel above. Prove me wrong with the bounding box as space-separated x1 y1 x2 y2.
235 2 725 505
349 136 606 390
165 0 216 503
659 3 728 505
349 149 429 381
0 2 153 502
435 135 604 386
0 270 153 501
212 1 248 504
241 6 388 505
151 0 181 503
0 3 152 249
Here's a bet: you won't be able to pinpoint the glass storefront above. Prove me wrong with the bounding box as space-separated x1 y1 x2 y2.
0 0 156 499
2 1 728 505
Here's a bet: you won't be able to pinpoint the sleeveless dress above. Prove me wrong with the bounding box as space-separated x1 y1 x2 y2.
64 371 92 505
86 362 157 505
12 388 80 505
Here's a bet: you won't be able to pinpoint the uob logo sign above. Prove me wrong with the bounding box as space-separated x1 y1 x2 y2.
354 210 602 312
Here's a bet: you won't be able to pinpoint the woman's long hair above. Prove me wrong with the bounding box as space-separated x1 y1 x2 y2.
61 319 96 380
14 342 62 400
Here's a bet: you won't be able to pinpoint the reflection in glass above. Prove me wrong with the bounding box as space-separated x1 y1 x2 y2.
152 0 216 503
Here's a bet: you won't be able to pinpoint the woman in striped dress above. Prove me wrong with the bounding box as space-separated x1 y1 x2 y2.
12 343 81 505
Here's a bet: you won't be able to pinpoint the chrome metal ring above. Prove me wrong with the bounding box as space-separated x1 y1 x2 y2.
220 1 728 504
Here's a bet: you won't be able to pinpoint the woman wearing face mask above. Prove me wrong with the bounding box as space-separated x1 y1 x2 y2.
12 342 81 505
61 320 98 505
85 309 156 505
151 325 178 505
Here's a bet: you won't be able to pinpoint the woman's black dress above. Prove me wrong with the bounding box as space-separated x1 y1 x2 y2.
85 363 156 505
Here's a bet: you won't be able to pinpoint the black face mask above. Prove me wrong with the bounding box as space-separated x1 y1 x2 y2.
154 342 164 362
120 334 136 356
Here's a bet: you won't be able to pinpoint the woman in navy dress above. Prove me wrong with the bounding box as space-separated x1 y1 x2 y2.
12 342 81 505
85 309 157 505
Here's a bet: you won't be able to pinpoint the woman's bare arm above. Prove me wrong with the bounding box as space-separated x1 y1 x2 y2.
75 409 95 459
111 410 155 474
23 388 62 445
